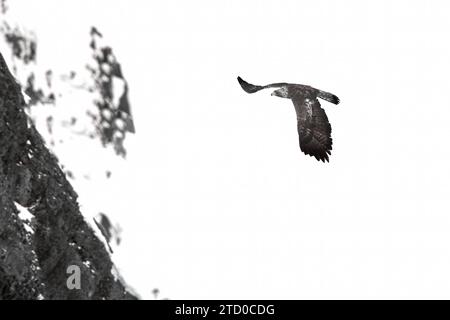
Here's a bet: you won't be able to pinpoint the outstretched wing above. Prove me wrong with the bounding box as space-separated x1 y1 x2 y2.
237 76 287 94
293 95 332 162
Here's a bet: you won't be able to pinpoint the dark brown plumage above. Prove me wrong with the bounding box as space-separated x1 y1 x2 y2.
237 76 340 162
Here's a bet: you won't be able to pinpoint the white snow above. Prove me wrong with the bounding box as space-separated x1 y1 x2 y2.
14 202 34 234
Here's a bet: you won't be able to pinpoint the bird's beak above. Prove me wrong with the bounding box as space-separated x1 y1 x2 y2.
271 92 275 96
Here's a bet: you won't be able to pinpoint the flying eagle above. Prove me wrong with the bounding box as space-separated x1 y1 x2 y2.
237 76 340 162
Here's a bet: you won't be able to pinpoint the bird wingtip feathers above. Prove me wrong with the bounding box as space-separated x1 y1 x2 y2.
237 76 248 89
237 76 260 94
309 151 331 163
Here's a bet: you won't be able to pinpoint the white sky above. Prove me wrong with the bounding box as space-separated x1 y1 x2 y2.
9 0 450 299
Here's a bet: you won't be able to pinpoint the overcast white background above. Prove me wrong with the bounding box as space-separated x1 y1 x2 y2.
11 0 450 299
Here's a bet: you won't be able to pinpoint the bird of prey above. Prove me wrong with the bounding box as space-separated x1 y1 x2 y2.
237 76 340 162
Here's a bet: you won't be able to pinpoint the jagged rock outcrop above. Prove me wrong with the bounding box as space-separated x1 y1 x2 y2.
0 52 136 299
88 26 135 157
1 0 135 254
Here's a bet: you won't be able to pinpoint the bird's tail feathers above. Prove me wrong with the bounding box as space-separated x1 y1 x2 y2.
318 90 340 105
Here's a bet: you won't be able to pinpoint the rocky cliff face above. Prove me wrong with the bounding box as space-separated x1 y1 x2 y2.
0 0 142 299
0 52 136 300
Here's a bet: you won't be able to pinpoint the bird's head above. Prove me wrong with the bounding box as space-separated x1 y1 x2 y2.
271 87 290 99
